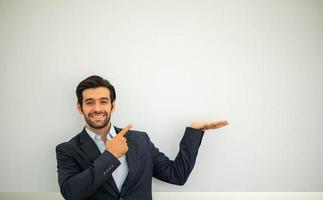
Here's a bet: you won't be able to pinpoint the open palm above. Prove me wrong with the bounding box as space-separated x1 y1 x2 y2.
190 120 229 131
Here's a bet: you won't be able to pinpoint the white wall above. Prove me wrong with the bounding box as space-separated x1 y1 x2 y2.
1 192 323 200
0 0 322 192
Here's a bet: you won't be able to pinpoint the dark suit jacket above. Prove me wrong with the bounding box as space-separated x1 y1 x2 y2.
56 126 204 200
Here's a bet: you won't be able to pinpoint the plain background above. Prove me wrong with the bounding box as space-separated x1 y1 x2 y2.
0 0 322 192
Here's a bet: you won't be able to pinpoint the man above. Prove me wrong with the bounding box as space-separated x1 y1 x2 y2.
56 75 229 200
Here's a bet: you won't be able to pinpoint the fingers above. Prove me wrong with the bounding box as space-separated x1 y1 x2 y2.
205 120 229 130
215 120 229 126
117 123 134 137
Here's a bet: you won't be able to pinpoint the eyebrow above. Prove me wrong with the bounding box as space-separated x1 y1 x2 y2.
84 97 110 102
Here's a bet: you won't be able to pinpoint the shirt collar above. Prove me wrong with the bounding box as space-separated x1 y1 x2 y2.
85 123 117 141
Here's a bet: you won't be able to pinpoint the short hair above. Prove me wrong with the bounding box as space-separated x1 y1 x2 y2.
76 75 116 106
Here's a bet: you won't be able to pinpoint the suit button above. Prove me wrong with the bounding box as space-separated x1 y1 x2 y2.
103 170 109 175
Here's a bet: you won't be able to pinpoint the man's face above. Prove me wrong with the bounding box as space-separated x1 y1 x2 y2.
77 87 115 130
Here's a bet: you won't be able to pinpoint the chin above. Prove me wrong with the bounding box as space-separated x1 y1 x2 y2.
91 122 109 129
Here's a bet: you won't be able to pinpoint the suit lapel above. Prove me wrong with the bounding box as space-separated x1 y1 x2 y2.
114 127 138 195
79 128 119 194
79 128 101 161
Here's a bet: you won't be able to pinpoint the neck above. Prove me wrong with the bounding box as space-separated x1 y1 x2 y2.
87 122 111 138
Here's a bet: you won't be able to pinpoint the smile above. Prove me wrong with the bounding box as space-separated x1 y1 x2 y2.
90 113 106 120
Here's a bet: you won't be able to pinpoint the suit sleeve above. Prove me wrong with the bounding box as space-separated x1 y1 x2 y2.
149 127 204 185
56 145 121 200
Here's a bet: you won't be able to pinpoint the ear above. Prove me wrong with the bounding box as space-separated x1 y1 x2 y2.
111 101 116 113
77 102 83 115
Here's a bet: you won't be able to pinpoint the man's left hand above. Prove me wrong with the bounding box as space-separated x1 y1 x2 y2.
190 120 229 131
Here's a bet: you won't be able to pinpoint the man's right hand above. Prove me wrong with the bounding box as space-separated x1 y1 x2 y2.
106 124 133 158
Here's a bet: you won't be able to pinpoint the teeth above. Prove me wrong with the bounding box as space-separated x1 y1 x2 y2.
91 114 105 118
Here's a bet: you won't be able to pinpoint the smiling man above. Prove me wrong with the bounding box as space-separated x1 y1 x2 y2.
56 75 229 200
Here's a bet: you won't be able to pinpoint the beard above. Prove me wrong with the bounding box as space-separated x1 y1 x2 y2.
84 111 111 129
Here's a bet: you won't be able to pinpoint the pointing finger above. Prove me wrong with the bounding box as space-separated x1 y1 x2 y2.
118 123 134 137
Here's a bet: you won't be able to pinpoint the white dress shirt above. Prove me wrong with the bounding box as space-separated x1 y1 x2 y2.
86 125 129 192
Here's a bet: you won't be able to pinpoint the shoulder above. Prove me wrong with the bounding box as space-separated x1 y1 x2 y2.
56 131 83 153
114 126 150 140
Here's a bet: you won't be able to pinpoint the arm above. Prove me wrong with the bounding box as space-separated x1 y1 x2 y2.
150 120 229 185
56 124 132 200
56 146 120 200
150 127 204 185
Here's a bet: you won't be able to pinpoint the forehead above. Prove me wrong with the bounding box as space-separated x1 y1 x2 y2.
82 87 110 100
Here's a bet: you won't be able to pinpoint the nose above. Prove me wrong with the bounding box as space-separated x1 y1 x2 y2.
93 102 103 111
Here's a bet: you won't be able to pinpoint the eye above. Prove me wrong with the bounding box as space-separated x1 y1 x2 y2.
85 101 94 105
101 100 109 104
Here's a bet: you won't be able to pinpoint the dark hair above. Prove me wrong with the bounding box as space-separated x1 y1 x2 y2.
76 75 116 106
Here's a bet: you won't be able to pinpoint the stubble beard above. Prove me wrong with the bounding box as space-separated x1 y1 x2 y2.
84 111 111 130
